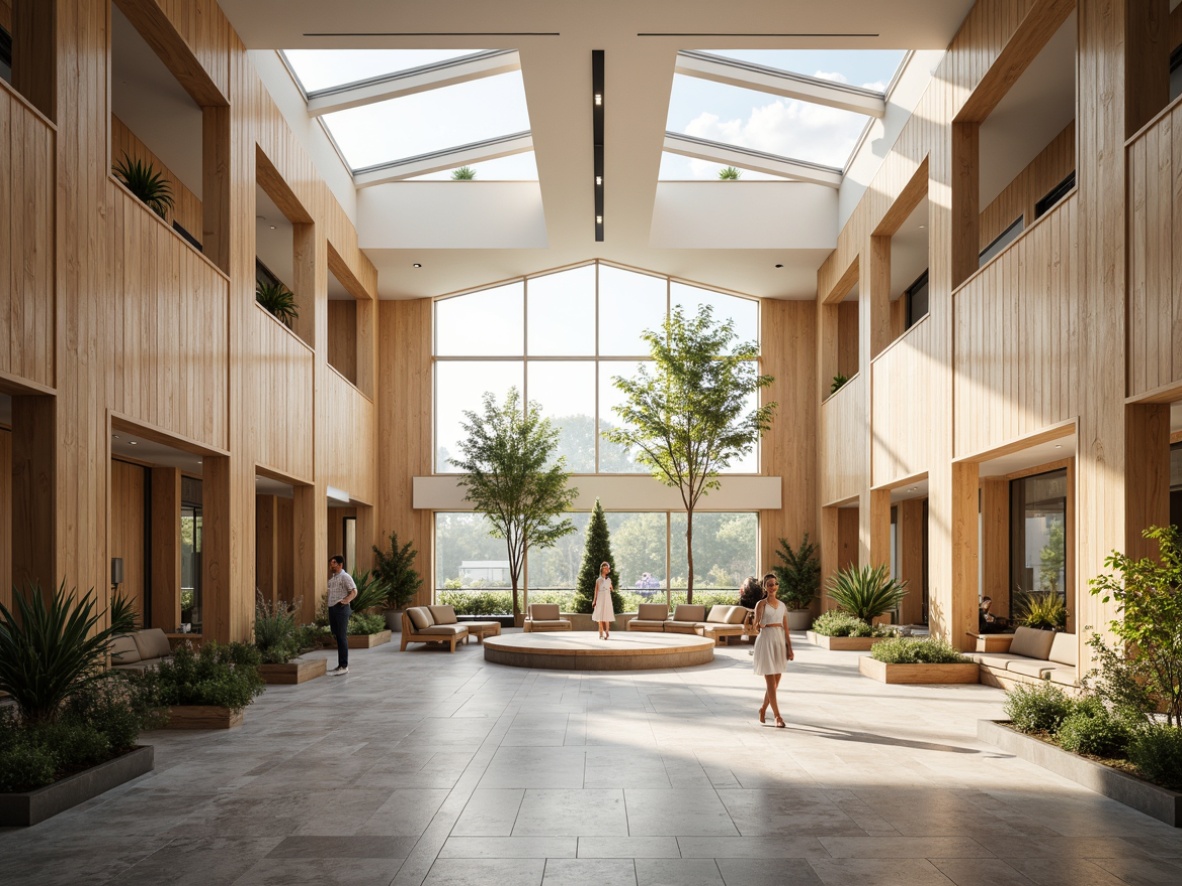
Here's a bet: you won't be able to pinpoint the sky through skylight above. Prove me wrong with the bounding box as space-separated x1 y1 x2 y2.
284 49 482 94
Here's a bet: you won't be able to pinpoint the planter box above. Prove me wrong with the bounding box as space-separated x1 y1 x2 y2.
806 631 889 651
347 630 392 649
978 720 1182 828
0 745 154 827
384 609 403 632
859 657 979 684
166 705 244 730
259 657 327 685
786 609 812 631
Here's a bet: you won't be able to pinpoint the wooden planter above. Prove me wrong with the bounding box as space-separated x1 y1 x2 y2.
859 657 980 684
166 705 245 730
259 657 327 685
347 629 392 649
0 746 154 827
806 631 889 651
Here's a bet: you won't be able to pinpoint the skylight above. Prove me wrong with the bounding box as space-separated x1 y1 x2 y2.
405 151 539 181
319 71 531 172
703 50 907 93
657 154 784 181
284 49 480 94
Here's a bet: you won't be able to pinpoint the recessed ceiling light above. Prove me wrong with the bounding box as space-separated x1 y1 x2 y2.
269 225 276 231
128 441 137 445
774 263 783 268
596 215 603 224
113 435 120 439
594 93 602 105
1054 444 1062 448
412 262 422 269
595 175 603 186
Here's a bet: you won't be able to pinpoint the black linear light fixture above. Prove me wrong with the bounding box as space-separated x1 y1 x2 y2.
593 49 604 242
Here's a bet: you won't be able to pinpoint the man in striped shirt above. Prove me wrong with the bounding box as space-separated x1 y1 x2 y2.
327 555 357 674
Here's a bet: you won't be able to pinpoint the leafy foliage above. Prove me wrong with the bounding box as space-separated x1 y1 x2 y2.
1127 724 1182 790
451 387 579 616
572 499 623 614
254 595 317 665
0 583 137 724
773 534 820 610
1087 525 1182 726
372 532 424 609
451 166 477 180
604 304 775 601
1014 589 1067 631
112 152 175 219
811 610 884 637
1056 697 1133 758
826 564 908 622
718 166 741 180
143 643 264 712
830 374 848 395
1003 681 1074 734
870 637 969 664
256 280 300 328
347 613 387 635
349 570 389 613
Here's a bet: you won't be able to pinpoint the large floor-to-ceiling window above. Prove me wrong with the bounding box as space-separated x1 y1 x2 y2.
432 261 762 607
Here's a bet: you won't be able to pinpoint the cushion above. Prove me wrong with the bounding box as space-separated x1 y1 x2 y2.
109 634 141 664
637 603 669 621
530 604 561 620
970 652 1042 669
728 606 750 625
1008 626 1056 661
132 628 172 661
428 605 458 625
672 604 706 623
418 624 467 636
705 605 733 624
1006 659 1054 679
1044 665 1078 687
1048 632 1077 667
407 607 434 630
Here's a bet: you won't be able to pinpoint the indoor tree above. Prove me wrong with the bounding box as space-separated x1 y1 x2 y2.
604 304 775 602
572 499 624 614
451 388 578 619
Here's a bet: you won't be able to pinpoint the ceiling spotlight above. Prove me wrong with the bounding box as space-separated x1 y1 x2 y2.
594 93 602 105
1054 444 1062 449
412 262 422 269
596 215 603 224
595 175 603 186
269 224 276 231
774 263 783 268
128 441 137 446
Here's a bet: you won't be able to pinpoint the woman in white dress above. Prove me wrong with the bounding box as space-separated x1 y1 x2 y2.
593 561 616 640
752 572 793 727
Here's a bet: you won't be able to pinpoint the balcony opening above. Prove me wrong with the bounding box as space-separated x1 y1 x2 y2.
890 195 930 337
0 1 55 120
327 243 374 396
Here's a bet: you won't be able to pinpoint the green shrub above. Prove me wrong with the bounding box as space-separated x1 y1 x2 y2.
36 721 111 769
826 564 908 622
144 642 264 713
0 741 57 792
347 613 387 635
811 610 873 637
870 637 969 664
254 595 300 664
349 570 389 614
372 532 423 610
435 590 513 615
63 675 163 751
1057 697 1132 758
1127 724 1182 790
1004 681 1074 734
1015 590 1067 631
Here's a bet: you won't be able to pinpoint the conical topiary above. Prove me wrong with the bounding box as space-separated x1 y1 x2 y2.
573 499 624 614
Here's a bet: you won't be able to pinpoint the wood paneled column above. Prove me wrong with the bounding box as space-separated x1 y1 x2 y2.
896 498 926 626
10 395 56 597
980 478 1010 616
255 493 279 605
949 461 980 650
1124 404 1172 561
293 483 327 624
150 467 181 631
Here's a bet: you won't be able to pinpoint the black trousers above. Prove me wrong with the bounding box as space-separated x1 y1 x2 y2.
329 602 351 667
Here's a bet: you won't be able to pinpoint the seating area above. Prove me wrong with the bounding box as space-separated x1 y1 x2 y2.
968 626 1079 692
627 603 752 645
108 628 174 672
523 603 572 632
400 605 470 652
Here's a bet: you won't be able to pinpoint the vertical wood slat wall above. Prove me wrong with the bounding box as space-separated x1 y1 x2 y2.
111 113 203 242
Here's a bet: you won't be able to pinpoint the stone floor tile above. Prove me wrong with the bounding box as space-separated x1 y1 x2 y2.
928 857 1038 886
513 788 628 836
677 836 831 860
438 836 578 858
451 788 525 836
1002 857 1132 886
1088 856 1182 885
542 857 638 886
577 837 681 858
267 835 415 858
817 836 993 859
623 788 741 837
634 857 725 886
421 857 545 886
807 858 957 886
716 857 826 886
231 855 404 885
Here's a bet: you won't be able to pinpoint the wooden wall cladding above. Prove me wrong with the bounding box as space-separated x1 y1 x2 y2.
111 114 203 245
327 300 358 385
953 196 1080 457
322 368 376 506
0 85 55 389
109 460 147 620
980 122 1075 249
820 374 867 506
251 306 314 481
1127 105 1182 397
110 186 229 449
0 428 9 611
871 315 938 483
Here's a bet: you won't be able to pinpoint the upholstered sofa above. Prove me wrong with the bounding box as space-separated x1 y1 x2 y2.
401 605 469 652
969 626 1078 691
626 603 751 645
523 603 571 632
109 628 174 672
627 603 672 632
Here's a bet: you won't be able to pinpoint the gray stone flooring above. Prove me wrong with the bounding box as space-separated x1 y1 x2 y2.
3 632 1182 885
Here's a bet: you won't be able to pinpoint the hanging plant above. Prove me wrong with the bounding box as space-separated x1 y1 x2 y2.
255 280 299 328
112 152 175 219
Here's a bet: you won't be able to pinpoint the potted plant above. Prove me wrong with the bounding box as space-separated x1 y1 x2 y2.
253 595 325 684
858 636 978 684
806 609 897 651
112 152 174 219
314 571 393 648
372 532 423 631
0 583 162 826
255 280 299 328
142 641 264 729
773 533 820 631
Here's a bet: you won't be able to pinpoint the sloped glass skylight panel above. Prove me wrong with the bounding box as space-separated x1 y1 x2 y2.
657 153 786 181
284 49 481 94
703 50 907 93
405 151 539 181
320 71 531 171
666 75 872 171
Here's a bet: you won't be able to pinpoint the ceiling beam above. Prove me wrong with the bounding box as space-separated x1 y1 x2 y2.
353 131 533 186
674 51 886 118
663 133 843 188
305 49 520 116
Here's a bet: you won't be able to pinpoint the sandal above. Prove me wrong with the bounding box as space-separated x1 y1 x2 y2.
758 706 767 724
774 716 785 728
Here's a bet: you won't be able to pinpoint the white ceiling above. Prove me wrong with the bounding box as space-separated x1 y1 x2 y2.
218 0 976 299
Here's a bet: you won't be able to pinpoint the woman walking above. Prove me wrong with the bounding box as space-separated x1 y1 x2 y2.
753 572 793 727
593 561 616 640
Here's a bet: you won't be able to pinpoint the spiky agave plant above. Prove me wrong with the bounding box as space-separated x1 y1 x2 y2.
112 152 175 219
826 564 908 623
255 280 299 328
0 583 138 724
348 569 390 614
718 166 741 180
451 166 477 180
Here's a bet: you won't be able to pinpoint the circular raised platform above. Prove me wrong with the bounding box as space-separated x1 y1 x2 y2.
483 631 715 671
